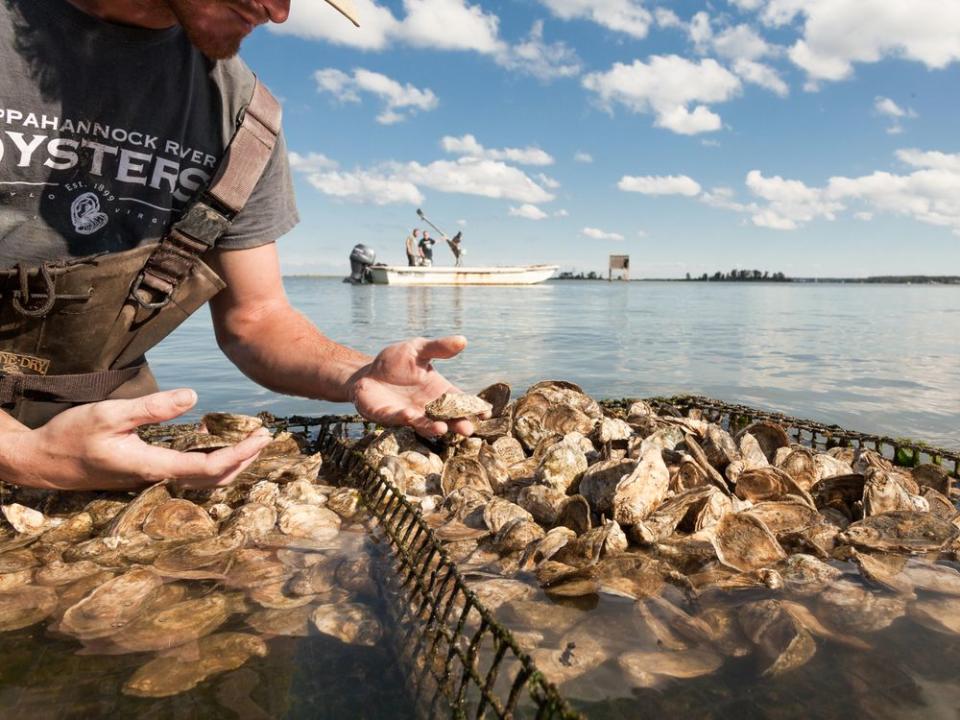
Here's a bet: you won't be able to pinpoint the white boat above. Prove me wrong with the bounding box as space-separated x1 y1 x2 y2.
367 264 558 286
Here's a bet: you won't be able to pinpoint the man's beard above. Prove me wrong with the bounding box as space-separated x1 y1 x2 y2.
164 1 246 60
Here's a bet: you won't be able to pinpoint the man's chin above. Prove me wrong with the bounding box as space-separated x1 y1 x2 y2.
181 25 244 60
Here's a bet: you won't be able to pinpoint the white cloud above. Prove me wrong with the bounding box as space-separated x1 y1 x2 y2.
754 0 960 84
288 151 339 172
695 150 960 235
618 174 702 196
509 203 549 220
398 0 502 53
314 68 438 124
441 134 554 166
582 55 741 135
712 23 774 62
689 11 712 49
273 0 502 54
272 0 400 50
457 219 467 226
733 59 789 96
536 173 561 189
654 7 683 28
582 226 624 240
535 0 653 38
574 151 593 163
554 208 569 217
292 151 555 205
407 157 556 202
875 96 911 119
496 21 582 80
300 169 424 205
874 96 917 135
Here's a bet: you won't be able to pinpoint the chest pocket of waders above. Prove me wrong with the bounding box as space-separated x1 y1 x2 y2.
0 78 282 428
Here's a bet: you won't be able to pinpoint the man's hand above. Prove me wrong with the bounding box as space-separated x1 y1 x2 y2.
349 335 477 437
0 389 272 491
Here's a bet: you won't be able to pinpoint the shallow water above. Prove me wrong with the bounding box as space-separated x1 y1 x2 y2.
150 279 960 449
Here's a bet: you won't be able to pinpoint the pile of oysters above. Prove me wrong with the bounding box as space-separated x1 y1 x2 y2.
0 413 384 699
358 381 960 694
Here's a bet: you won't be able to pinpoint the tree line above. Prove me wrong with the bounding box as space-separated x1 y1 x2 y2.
685 270 790 282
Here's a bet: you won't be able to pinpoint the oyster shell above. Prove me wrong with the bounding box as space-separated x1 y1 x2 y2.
619 648 723 687
712 513 786 573
839 511 959 553
738 599 816 676
122 632 268 698
425 392 492 420
311 602 382 646
246 604 314 637
89 594 230 654
909 597 960 635
106 483 171 537
0 585 58 631
477 382 511 417
201 412 263 441
59 567 164 639
220 502 278 539
143 499 217 541
278 505 341 541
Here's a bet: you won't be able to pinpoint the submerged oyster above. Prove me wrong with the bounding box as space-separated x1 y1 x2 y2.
0 586 58 632
122 632 268 698
59 567 163 639
839 511 959 553
712 513 786 573
311 602 382 646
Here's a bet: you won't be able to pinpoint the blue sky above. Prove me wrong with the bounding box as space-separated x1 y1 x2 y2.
238 0 960 278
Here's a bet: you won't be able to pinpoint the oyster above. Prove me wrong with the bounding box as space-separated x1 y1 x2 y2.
517 485 567 526
278 505 341 541
143 499 217 541
492 436 526 466
89 594 230 654
170 432 233 453
530 632 606 684
839 511 959 553
738 599 816 676
2 503 52 535
619 648 723 687
326 487 362 520
909 597 960 635
153 530 245 575
818 579 908 634
441 456 491 496
59 567 164 639
712 513 786 573
425 392 492 420
535 439 588 493
122 632 268 698
311 602 383 646
201 412 263 441
477 382 511 417
779 554 843 596
221 502 278 539
106 483 171 537
468 577 537 611
246 604 314 637
0 586 58 631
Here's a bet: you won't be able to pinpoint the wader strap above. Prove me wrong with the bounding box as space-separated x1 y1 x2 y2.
0 366 141 405
132 77 282 309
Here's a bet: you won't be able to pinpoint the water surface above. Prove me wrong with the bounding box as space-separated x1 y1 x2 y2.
151 279 960 449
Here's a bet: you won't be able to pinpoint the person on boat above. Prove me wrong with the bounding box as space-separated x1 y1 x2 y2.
404 229 421 266
0 0 478 492
446 232 465 267
418 232 437 267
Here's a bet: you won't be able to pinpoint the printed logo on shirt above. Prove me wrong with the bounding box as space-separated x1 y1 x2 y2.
70 191 108 235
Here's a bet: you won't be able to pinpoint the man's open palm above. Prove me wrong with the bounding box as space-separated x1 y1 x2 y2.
351 335 476 437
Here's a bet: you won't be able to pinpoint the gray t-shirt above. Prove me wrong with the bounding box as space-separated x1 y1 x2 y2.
0 0 298 267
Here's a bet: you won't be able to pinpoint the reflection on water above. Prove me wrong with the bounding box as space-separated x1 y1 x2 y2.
150 280 960 447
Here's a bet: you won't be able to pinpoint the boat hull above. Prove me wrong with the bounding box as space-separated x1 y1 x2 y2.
367 265 557 286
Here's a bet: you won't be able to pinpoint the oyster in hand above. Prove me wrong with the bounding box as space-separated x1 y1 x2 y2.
425 392 492 421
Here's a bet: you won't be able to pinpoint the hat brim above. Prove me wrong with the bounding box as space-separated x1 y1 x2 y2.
325 0 360 27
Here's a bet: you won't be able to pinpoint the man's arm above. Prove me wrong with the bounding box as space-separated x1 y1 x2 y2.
207 243 477 437
206 242 368 403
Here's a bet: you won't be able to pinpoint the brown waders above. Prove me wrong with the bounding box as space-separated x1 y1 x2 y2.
0 79 282 428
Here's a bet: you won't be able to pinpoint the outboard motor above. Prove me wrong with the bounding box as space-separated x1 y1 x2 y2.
347 243 376 284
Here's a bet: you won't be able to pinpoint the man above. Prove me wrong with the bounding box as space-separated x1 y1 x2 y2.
418 231 436 267
446 231 464 267
0 0 476 492
404 228 420 266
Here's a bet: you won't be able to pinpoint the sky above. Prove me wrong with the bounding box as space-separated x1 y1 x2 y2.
237 0 960 278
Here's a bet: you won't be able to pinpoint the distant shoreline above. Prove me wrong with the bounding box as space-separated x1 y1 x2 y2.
282 273 960 285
